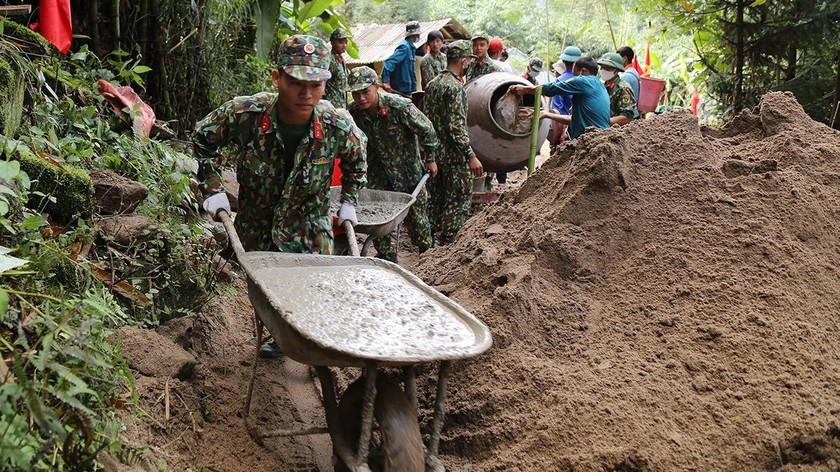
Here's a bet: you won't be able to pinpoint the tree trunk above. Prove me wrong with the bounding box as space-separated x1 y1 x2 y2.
734 0 745 111
89 0 99 54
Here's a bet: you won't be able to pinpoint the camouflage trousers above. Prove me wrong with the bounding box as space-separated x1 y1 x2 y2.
372 186 433 261
429 166 472 245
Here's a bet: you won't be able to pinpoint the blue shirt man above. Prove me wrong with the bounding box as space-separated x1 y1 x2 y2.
382 21 421 96
617 46 641 118
512 56 610 140
549 46 582 114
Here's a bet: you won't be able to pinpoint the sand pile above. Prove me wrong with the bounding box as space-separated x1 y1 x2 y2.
415 92 840 470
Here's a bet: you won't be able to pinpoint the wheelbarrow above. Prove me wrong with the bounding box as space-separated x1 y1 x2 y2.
331 172 430 261
219 211 492 471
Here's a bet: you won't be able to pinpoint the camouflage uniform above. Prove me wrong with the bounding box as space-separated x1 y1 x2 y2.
423 43 477 245
193 35 367 255
325 51 348 108
420 51 446 90
465 57 500 82
349 86 438 260
605 76 636 122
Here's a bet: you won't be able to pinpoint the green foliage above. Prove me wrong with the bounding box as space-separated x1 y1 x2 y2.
0 54 24 137
0 281 134 470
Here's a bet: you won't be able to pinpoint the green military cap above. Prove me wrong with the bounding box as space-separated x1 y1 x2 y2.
347 66 379 92
529 58 543 71
597 52 625 71
448 39 477 59
330 29 349 41
471 31 488 42
559 46 582 63
277 34 332 81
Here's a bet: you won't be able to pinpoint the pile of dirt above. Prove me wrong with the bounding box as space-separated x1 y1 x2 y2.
415 92 840 470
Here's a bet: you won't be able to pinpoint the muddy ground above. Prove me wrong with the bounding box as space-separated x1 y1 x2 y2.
115 93 840 471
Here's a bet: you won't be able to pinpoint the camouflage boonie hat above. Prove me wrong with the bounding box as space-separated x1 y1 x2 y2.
347 66 379 92
405 21 421 37
277 35 332 81
529 58 543 71
330 29 349 41
471 31 489 42
447 40 476 59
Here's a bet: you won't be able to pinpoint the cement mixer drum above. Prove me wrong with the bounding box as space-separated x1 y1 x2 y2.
465 72 550 173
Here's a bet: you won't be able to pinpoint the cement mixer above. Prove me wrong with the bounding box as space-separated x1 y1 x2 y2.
465 72 551 173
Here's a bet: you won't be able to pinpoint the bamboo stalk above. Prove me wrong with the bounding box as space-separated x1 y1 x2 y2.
528 86 543 176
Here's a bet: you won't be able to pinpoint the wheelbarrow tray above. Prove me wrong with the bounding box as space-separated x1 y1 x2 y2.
239 251 492 368
330 187 414 237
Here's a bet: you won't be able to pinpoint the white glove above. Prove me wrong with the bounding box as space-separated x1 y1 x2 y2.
337 202 357 227
202 192 231 217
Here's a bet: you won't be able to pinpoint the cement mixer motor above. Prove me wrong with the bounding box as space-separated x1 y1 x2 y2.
464 72 551 173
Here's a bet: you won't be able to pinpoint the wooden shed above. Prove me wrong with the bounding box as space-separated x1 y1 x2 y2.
344 18 470 89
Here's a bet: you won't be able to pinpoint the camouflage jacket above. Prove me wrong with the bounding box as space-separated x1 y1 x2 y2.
605 76 635 122
349 92 438 191
420 51 446 90
465 57 501 82
193 92 367 254
423 71 475 168
325 52 348 108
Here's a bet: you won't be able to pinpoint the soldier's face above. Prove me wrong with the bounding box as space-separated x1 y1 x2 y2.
351 85 379 110
429 38 443 53
331 38 348 55
273 69 325 124
472 40 488 58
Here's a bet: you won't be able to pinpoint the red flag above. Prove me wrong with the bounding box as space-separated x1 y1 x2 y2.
631 56 644 75
643 41 651 76
691 88 700 116
39 0 72 54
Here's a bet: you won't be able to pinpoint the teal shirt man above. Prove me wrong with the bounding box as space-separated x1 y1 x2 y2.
541 75 610 139
512 56 610 140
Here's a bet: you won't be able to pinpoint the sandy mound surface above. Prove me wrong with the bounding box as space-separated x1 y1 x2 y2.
415 92 840 470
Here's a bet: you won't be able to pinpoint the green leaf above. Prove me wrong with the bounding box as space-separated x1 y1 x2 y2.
19 214 48 231
0 160 20 181
0 288 8 317
298 0 333 20
254 0 281 61
750 0 768 6
133 65 152 74
0 252 28 274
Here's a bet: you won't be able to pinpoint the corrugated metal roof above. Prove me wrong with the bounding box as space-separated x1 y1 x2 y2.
344 18 469 65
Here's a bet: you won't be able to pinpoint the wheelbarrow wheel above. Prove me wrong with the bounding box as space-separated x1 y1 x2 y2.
335 376 424 472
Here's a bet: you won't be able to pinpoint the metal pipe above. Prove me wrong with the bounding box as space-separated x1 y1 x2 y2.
343 220 361 257
428 361 452 457
528 86 543 176
315 366 358 469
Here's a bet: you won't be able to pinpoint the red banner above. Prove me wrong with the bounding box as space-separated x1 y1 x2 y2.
39 0 72 54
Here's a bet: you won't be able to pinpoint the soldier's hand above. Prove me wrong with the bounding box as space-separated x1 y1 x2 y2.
468 157 483 177
338 202 358 227
202 193 231 222
425 161 438 178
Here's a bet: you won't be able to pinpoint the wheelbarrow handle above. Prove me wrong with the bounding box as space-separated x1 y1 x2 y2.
411 171 431 200
218 210 247 261
342 220 361 257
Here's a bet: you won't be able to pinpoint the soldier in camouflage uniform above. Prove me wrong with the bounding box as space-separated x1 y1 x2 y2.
347 66 439 261
420 30 446 89
325 29 349 108
423 40 484 245
465 32 501 82
193 35 367 256
597 52 636 126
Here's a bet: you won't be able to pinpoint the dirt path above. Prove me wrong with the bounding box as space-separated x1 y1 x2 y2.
115 142 552 471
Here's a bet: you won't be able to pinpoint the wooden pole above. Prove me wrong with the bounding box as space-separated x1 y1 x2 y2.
528 86 543 176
